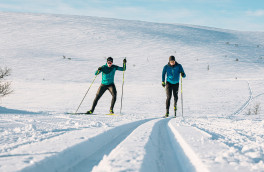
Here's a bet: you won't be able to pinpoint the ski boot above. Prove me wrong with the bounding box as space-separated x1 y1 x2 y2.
164 109 169 118
86 110 93 114
164 113 169 118
109 110 114 114
174 106 177 117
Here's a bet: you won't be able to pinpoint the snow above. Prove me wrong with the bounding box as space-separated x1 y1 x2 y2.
0 11 264 171
168 120 209 172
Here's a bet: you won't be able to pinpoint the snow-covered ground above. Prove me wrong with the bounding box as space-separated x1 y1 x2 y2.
0 11 264 171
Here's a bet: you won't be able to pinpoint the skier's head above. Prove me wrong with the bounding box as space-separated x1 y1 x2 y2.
107 57 113 67
169 55 176 65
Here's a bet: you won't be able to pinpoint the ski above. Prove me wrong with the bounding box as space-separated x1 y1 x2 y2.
66 112 94 115
162 116 176 118
66 112 118 116
105 113 117 116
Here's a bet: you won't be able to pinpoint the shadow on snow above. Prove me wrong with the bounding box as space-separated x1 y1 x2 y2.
0 106 39 115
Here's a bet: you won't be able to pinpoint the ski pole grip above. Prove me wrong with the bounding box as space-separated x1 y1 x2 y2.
123 57 127 64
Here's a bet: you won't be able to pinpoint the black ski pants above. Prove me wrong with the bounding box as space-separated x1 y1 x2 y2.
91 83 117 112
166 82 179 112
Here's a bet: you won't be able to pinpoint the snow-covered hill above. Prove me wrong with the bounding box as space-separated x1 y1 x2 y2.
0 12 264 171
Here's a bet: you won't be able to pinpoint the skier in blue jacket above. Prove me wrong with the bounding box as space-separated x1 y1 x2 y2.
86 57 126 114
162 55 186 117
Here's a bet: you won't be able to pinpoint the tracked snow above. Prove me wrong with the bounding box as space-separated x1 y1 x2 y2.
0 11 264 171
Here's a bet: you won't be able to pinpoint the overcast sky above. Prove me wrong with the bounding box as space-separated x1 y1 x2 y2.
0 0 264 31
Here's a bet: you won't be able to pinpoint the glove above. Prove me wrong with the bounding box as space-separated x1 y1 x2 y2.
98 67 102 71
162 82 166 87
181 72 185 77
123 58 127 64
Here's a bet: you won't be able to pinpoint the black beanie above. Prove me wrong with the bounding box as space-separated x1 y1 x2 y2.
169 56 175 61
107 57 113 62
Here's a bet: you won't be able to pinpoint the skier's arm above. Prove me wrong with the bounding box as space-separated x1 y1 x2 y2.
162 66 167 82
180 65 186 78
116 63 126 71
95 67 102 75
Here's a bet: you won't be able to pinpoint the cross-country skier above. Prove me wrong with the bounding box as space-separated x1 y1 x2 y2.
86 57 127 114
162 55 186 117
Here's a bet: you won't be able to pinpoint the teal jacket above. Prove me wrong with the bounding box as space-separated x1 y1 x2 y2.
162 62 186 84
95 63 126 85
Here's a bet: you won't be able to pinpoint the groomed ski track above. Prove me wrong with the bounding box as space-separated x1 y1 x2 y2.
19 117 210 172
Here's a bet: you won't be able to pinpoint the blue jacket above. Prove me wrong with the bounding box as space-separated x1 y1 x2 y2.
162 62 186 84
95 63 126 85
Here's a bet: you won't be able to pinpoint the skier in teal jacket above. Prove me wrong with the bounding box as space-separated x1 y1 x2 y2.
87 57 126 114
162 55 186 117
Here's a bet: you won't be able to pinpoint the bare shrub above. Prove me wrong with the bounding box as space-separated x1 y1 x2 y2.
0 67 11 79
0 67 13 97
253 103 261 115
245 109 251 115
245 103 261 115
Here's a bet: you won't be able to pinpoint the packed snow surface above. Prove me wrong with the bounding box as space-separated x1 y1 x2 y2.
0 12 264 172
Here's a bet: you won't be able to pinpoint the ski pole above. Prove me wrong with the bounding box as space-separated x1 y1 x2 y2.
181 75 183 117
120 58 126 114
75 71 99 114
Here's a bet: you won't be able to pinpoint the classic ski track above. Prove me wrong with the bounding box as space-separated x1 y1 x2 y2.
21 118 157 172
90 118 185 172
168 119 209 172
229 81 252 116
2 113 145 154
20 117 200 172
252 92 264 100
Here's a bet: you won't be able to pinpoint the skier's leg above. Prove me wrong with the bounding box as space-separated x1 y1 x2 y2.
90 84 107 112
172 83 179 109
166 82 172 114
108 84 117 111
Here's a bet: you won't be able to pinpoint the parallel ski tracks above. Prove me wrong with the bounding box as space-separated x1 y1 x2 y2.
91 118 184 172
21 118 195 172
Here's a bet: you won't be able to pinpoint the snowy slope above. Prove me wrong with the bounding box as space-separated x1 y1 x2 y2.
0 11 264 171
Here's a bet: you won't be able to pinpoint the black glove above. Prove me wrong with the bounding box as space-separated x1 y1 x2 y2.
98 67 102 71
123 58 127 64
181 72 185 77
162 82 166 87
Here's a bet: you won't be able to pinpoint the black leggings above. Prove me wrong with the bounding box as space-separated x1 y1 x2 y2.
166 82 179 112
91 84 117 112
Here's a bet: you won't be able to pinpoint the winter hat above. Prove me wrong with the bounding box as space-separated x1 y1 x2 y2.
169 55 175 61
107 57 113 62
